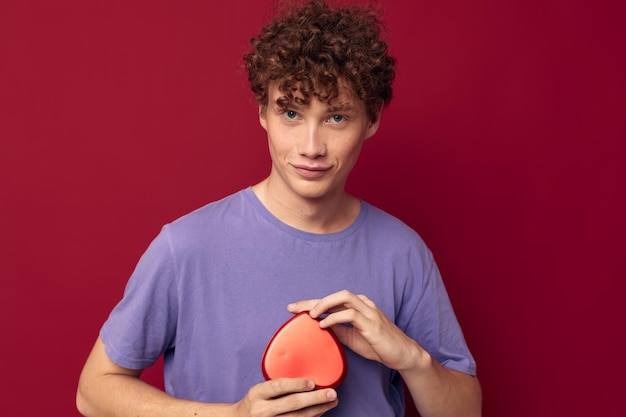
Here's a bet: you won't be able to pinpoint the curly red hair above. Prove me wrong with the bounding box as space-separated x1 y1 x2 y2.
244 0 395 121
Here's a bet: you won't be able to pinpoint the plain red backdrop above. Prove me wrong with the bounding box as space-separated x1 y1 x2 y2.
1 0 624 415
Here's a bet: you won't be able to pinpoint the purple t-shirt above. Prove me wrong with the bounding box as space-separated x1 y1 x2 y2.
100 188 476 416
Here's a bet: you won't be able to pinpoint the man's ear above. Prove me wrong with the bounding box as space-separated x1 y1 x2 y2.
364 110 382 140
259 105 268 131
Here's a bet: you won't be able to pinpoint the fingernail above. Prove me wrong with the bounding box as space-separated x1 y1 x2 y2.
326 390 337 401
307 379 315 390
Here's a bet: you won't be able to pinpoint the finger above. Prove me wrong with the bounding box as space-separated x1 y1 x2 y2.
318 308 366 330
273 388 338 415
356 294 377 308
254 378 315 400
310 290 369 318
287 299 320 314
294 393 339 416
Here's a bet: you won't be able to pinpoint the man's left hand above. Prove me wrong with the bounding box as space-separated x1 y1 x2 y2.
287 290 422 373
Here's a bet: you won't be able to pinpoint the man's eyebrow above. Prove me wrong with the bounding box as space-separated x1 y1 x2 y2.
273 99 302 109
327 101 357 112
272 98 357 112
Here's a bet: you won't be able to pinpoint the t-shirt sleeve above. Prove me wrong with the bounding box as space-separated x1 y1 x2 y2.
402 249 477 376
100 226 178 370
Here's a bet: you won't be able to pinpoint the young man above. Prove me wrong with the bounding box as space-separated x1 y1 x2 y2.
76 1 481 416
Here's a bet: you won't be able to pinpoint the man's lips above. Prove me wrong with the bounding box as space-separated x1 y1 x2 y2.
292 164 332 178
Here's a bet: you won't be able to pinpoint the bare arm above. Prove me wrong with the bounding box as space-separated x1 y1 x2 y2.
394 338 482 417
288 290 482 417
76 337 338 417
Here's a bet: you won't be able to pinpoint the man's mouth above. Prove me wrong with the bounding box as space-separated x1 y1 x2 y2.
292 164 331 179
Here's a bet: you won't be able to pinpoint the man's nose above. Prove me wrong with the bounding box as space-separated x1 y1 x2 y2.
297 122 326 158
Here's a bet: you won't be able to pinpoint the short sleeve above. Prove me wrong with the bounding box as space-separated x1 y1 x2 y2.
100 226 179 370
404 251 477 376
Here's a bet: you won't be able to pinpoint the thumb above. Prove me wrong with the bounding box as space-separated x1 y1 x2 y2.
330 324 353 348
330 324 379 363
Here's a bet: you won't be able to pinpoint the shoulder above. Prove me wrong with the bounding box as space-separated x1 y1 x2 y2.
363 203 427 246
157 189 251 249
169 189 248 229
357 202 435 269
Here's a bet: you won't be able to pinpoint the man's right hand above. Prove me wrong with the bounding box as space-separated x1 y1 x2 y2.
233 378 338 417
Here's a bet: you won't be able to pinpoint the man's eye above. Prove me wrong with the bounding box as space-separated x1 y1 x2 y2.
285 110 298 119
330 115 345 123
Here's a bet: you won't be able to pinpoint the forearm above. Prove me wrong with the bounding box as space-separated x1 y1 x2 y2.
76 337 236 417
400 342 482 417
76 372 234 417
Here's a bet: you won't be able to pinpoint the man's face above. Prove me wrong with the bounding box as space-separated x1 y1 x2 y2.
259 82 380 203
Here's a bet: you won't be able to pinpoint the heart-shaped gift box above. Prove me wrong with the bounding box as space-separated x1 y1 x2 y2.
261 312 347 389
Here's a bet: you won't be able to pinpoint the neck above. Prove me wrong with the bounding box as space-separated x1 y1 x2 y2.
251 178 360 234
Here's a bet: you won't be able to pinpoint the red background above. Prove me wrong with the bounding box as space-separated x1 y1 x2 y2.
1 0 624 415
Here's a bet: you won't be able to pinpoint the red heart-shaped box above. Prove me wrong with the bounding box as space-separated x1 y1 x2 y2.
262 312 347 389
